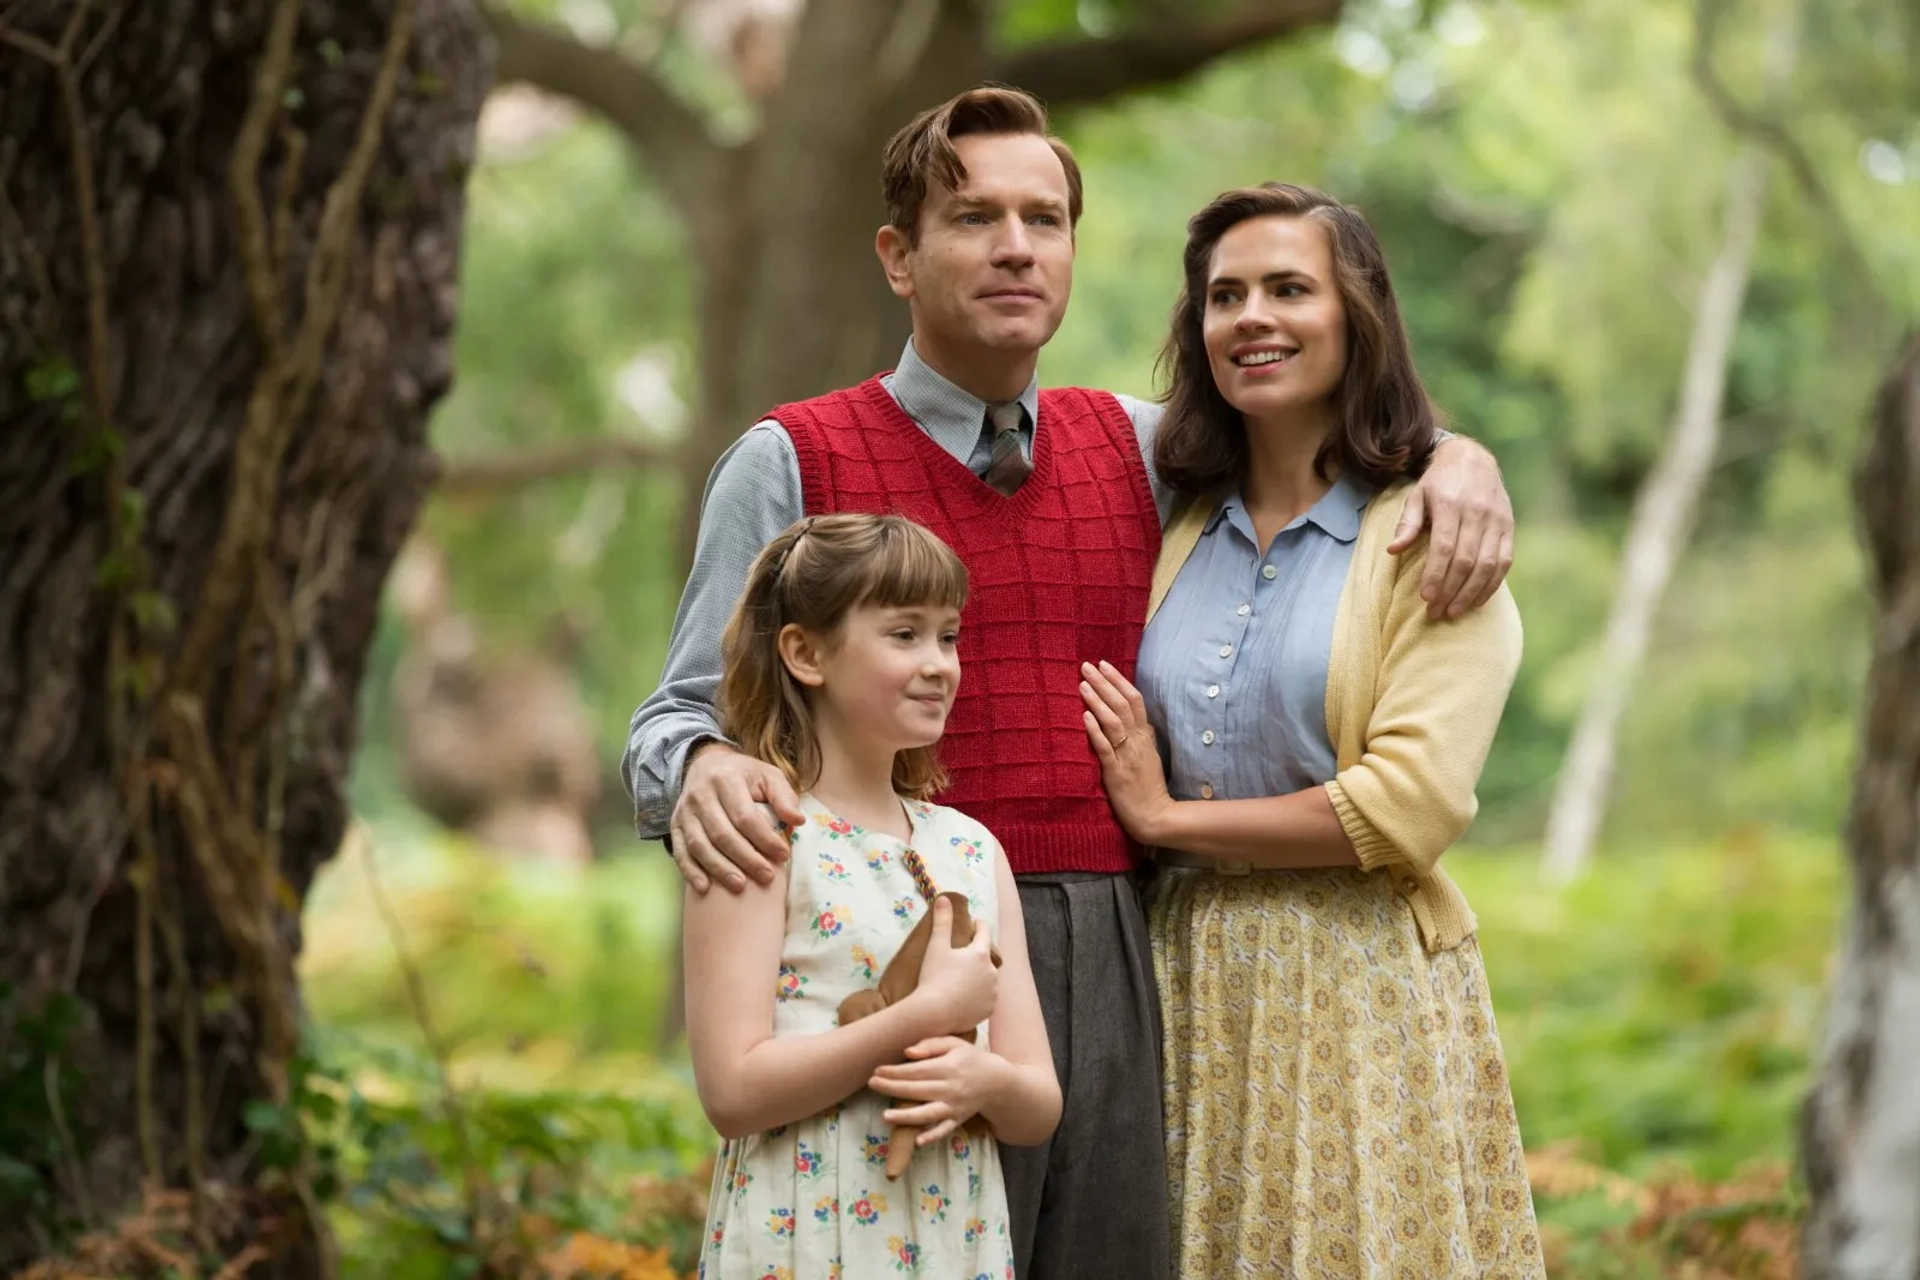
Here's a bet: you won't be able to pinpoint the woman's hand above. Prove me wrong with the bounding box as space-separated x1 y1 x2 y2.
1080 660 1177 845
869 1037 1006 1148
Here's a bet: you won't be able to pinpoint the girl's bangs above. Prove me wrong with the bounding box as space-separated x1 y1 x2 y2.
857 520 969 611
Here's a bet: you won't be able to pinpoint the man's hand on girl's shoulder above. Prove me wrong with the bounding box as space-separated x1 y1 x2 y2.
670 742 805 894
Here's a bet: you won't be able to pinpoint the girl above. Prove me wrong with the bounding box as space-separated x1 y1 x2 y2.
686 512 1059 1280
1082 184 1542 1276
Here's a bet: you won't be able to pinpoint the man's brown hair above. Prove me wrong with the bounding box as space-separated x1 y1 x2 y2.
880 84 1084 240
1155 182 1444 495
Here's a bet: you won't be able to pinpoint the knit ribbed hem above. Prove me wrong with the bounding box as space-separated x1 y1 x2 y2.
991 823 1138 876
1325 781 1399 870
1326 783 1479 952
1408 874 1479 954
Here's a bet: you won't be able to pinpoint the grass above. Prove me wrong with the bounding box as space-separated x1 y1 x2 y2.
290 818 1845 1278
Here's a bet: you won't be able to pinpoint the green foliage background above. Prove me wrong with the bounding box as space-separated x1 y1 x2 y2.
310 0 1920 1274
389 0 1918 850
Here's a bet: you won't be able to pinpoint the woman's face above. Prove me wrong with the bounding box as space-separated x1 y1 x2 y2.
1201 214 1348 426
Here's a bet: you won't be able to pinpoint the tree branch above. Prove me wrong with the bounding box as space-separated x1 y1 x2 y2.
485 6 720 214
991 0 1343 112
435 436 677 496
1691 0 1885 324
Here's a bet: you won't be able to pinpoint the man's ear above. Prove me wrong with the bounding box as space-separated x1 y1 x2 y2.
778 623 828 687
875 223 914 301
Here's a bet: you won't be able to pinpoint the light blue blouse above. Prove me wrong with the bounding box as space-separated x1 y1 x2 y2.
1136 473 1375 803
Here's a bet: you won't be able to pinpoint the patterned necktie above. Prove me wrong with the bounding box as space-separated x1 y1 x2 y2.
980 401 1031 497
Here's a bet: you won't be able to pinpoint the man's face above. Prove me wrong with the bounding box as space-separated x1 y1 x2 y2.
879 132 1076 359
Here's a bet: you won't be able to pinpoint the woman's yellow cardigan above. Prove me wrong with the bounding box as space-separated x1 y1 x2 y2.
1146 481 1523 952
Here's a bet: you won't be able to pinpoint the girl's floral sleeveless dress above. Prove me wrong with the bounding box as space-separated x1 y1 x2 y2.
698 794 1017 1280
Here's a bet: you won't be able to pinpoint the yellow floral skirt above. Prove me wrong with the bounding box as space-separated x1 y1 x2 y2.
1150 865 1545 1279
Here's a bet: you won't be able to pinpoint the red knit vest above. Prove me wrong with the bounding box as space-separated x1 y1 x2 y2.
771 376 1160 876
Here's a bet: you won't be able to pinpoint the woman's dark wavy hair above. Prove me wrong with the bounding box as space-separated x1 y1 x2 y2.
1154 182 1444 495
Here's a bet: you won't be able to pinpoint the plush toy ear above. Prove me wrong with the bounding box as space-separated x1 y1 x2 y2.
873 900 939 1006
944 892 1002 968
837 989 889 1025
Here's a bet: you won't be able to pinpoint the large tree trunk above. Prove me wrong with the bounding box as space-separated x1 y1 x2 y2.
1799 334 1920 1279
0 0 487 1271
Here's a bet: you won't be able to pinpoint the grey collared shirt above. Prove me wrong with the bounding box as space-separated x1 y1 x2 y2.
622 338 1174 838
1135 473 1376 805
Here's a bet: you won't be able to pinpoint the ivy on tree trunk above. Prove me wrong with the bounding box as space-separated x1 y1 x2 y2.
0 0 488 1271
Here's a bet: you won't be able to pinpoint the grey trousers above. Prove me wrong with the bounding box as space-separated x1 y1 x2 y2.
1001 872 1171 1280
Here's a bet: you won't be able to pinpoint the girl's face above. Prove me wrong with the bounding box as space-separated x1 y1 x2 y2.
1202 214 1348 426
788 601 962 753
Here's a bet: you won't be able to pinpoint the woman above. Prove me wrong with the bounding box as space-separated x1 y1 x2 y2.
1079 183 1542 1277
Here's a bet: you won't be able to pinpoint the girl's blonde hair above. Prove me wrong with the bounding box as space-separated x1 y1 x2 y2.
719 513 969 799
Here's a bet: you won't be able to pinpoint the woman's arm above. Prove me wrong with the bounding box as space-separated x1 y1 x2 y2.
1324 547 1523 877
869 843 1062 1148
1149 787 1357 869
1080 662 1357 870
1084 535 1521 874
684 870 993 1139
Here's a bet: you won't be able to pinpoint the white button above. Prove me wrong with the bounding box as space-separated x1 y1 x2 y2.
1218 644 1232 658
1206 684 1220 698
1236 603 1251 617
1200 783 1215 799
1201 729 1215 745
1262 564 1277 580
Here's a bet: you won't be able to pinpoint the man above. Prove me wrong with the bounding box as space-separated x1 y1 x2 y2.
626 86 1514 1279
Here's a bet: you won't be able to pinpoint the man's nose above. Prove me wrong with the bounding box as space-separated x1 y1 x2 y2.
993 217 1035 266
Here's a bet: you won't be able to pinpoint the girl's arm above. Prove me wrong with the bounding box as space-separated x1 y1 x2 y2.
869 843 1062 1149
972 843 1060 1143
684 868 981 1139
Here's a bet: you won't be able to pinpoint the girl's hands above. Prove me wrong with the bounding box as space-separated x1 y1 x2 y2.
1081 660 1177 844
868 1037 1005 1148
908 896 999 1036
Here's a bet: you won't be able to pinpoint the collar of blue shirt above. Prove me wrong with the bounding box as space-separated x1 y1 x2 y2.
1207 469 1375 545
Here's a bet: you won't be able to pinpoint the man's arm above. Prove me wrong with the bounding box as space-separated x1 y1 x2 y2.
1112 393 1175 527
1118 394 1513 618
623 422 804 845
1391 435 1514 620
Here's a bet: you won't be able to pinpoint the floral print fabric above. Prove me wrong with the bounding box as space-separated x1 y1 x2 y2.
698 795 1016 1280
1152 866 1545 1279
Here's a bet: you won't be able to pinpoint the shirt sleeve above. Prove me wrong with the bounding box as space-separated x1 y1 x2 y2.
1112 393 1175 528
622 420 804 838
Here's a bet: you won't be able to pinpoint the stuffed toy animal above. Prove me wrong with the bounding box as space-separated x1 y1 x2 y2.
838 891 1001 1178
